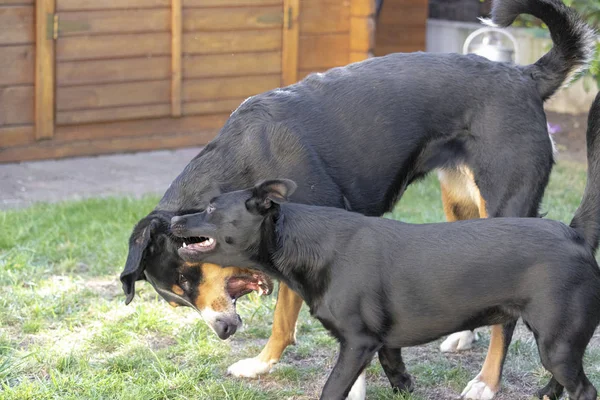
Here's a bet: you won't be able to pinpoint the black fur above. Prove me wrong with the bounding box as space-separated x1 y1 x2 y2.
170 91 600 400
120 0 593 355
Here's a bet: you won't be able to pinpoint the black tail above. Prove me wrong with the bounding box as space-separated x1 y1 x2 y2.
489 0 595 100
570 92 600 256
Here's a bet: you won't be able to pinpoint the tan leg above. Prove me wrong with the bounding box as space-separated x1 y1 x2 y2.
439 168 505 399
256 283 303 363
227 283 303 378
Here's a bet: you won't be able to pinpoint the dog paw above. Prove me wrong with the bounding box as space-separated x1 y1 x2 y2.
346 371 366 400
227 357 274 378
440 330 479 353
461 377 497 400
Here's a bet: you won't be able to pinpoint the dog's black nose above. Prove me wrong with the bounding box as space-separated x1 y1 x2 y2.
214 318 238 340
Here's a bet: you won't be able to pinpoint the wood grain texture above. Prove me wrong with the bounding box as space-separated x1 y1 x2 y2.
0 125 35 148
183 7 282 31
0 5 34 45
57 104 171 125
35 0 55 139
54 113 228 142
184 0 280 7
282 0 299 85
56 81 170 111
300 0 350 34
57 0 170 11
57 9 170 37
183 75 280 102
183 52 281 79
57 33 170 61
0 129 219 163
57 57 170 86
298 34 349 70
172 0 182 116
184 30 281 54
0 45 34 86
0 86 33 125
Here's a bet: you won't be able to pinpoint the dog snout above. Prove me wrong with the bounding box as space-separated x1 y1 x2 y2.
214 317 239 340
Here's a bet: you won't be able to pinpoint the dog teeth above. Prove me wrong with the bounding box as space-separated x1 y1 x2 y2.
257 287 264 296
182 242 187 248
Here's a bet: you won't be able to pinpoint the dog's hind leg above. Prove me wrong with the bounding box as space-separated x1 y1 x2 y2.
438 168 482 354
461 321 516 400
535 339 596 400
378 346 413 393
227 283 303 377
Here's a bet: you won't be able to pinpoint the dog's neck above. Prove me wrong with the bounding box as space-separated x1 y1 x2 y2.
255 204 336 306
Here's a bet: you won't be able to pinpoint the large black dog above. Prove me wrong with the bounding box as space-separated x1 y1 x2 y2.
170 91 600 400
120 0 594 397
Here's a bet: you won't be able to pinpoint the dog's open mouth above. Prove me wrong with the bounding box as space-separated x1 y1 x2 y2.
179 236 216 255
226 272 274 304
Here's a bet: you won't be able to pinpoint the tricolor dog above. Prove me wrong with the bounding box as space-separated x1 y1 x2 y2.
120 0 594 397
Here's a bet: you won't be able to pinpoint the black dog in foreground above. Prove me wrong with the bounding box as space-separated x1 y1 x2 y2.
170 93 600 399
121 0 594 396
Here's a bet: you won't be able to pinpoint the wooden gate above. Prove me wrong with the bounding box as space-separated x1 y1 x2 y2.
0 0 377 163
36 0 298 144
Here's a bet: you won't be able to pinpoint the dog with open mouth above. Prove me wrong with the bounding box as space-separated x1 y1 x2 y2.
169 89 600 399
125 215 273 339
120 0 595 396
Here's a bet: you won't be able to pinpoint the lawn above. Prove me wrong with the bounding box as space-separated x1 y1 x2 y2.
1 161 598 400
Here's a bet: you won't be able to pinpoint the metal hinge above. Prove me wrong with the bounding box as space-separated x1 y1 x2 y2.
46 13 58 40
46 13 91 40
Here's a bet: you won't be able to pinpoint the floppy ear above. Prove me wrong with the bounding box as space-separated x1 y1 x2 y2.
252 179 297 211
120 217 160 305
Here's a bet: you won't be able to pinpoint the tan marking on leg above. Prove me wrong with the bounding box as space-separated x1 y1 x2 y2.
255 283 303 364
478 195 488 218
479 325 505 392
168 301 179 308
438 168 480 222
440 167 505 395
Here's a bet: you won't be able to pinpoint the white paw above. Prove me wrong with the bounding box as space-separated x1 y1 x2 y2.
440 330 479 353
226 357 274 378
346 371 366 400
461 377 497 400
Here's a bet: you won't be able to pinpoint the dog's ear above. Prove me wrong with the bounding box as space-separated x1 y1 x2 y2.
120 216 161 305
250 179 297 212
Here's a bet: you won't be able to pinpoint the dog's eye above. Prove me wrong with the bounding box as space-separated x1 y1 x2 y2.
206 205 215 214
179 274 188 285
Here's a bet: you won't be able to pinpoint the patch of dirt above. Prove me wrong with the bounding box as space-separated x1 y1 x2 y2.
85 277 121 299
547 111 588 164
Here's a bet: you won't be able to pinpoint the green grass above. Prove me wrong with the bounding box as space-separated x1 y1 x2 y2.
0 162 595 399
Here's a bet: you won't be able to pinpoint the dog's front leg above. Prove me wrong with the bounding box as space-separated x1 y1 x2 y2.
227 283 303 378
320 339 380 400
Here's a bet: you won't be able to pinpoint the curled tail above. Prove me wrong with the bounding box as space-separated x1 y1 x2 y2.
488 0 596 100
570 92 600 256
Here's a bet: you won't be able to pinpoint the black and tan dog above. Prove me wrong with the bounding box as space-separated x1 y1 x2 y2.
120 0 594 397
170 90 600 400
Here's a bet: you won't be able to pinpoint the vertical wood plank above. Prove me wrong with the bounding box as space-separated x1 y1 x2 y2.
351 0 375 17
171 0 182 117
349 0 375 64
281 0 299 86
35 0 56 139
